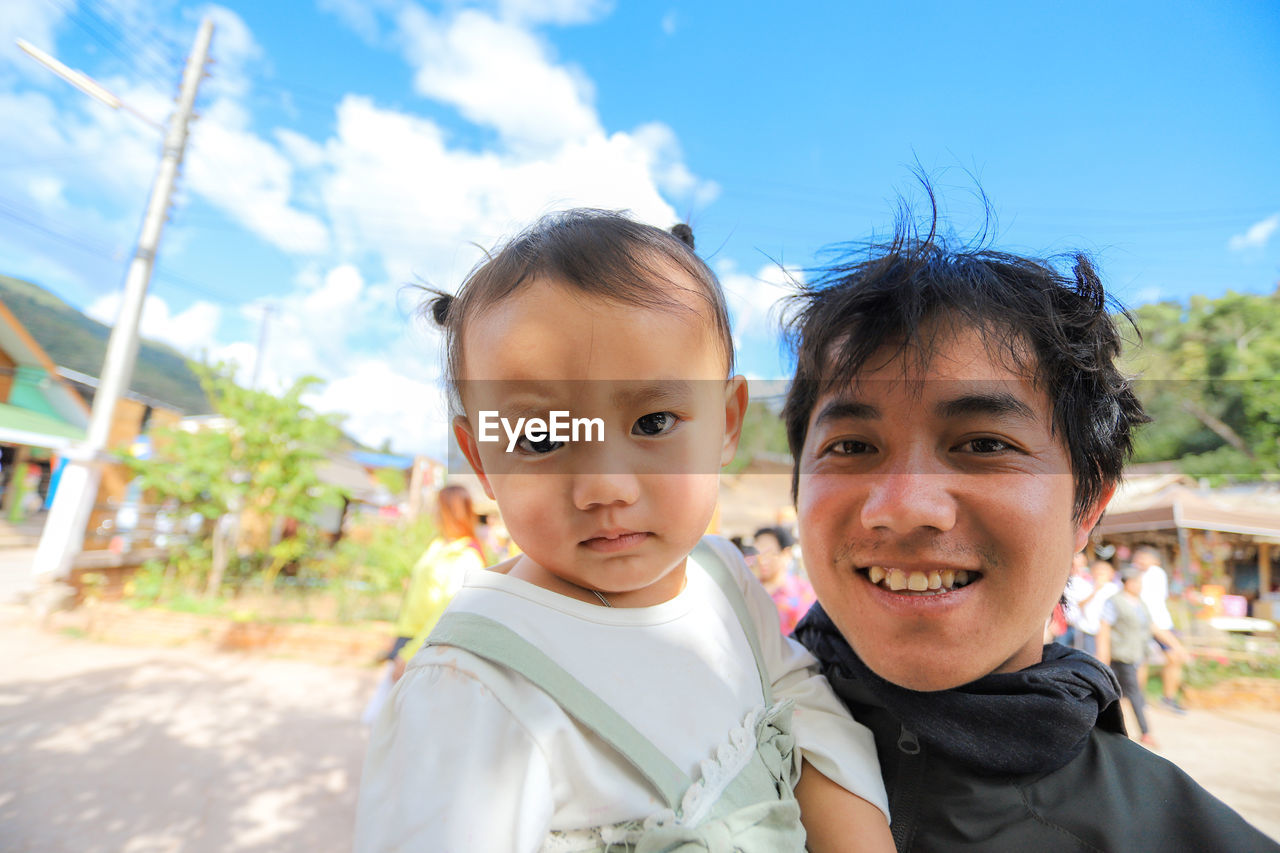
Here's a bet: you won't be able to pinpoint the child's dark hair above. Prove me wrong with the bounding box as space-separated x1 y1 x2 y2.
426 209 733 414
781 190 1150 522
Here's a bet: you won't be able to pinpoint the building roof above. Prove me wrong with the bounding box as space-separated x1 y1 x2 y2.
1097 476 1280 541
0 401 85 449
0 299 91 448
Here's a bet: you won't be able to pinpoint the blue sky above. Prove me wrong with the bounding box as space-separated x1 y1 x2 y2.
1 0 1276 457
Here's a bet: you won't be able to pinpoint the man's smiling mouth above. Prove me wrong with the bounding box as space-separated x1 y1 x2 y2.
859 566 981 594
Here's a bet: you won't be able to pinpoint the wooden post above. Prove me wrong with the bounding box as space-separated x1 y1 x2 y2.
1260 542 1273 598
1 445 27 516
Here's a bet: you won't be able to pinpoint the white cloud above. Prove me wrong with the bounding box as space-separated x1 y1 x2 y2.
175 8 330 255
2 1 715 456
314 95 683 287
0 0 66 77
632 122 720 207
1228 213 1280 251
186 100 330 254
197 4 263 101
86 293 223 354
317 0 402 44
661 10 678 36
498 0 613 26
1134 286 1163 305
307 357 449 458
0 88 159 228
720 261 800 343
398 7 601 150
195 263 449 453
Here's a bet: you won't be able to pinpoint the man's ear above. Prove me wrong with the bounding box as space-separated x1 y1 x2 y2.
453 415 495 500
720 375 749 467
1073 481 1117 553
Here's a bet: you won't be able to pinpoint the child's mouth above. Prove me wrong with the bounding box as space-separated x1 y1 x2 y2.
859 566 981 595
582 531 650 553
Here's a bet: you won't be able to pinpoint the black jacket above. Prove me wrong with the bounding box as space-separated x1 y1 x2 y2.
796 604 1278 852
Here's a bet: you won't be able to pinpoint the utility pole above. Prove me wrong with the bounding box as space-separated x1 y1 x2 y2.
251 303 276 389
31 19 215 583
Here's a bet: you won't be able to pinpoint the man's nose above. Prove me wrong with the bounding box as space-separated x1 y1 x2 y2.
859 457 957 534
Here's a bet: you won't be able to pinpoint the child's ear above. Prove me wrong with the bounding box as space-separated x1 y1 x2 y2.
720 375 749 467
453 415 496 500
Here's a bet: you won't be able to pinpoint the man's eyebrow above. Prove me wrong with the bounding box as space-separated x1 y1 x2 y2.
612 380 694 410
936 392 1036 421
813 398 880 426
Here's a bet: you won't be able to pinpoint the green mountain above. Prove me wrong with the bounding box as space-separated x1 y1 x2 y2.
0 274 210 414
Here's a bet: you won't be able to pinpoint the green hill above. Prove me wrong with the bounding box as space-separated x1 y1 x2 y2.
0 274 210 414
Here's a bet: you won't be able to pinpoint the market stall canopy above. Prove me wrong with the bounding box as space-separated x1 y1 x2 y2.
1097 477 1280 540
0 401 86 449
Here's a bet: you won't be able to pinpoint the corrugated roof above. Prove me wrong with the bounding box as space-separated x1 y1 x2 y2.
1098 481 1280 540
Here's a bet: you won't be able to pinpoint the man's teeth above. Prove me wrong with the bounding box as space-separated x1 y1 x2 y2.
866 567 975 592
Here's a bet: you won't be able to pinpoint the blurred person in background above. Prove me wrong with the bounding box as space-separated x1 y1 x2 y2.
1097 565 1159 748
1134 545 1190 714
752 525 816 636
1060 551 1092 648
1076 560 1120 656
390 485 486 679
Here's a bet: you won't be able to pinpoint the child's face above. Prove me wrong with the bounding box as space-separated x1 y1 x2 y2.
454 275 746 606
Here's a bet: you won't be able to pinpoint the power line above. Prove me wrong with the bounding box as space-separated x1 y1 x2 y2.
39 0 176 89
0 197 236 305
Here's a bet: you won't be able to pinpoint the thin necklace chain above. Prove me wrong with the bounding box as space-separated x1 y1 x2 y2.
591 589 612 608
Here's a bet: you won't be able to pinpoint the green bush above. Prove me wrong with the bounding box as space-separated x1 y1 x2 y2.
313 514 440 622
1184 651 1280 689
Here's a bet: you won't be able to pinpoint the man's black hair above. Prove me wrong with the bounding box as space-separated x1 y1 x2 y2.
781 189 1150 521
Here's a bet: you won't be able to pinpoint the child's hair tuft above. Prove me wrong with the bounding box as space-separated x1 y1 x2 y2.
427 291 453 328
429 209 733 415
670 223 695 249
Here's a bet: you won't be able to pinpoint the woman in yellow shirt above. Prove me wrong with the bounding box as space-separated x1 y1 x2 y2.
389 485 486 678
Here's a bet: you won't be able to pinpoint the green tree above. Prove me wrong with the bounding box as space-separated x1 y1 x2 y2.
124 363 344 593
1125 287 1280 481
725 397 791 474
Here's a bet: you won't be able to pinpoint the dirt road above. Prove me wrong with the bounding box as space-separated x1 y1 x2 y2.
1 605 1277 851
0 607 378 852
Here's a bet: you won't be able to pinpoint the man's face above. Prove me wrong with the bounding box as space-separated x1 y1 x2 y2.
796 324 1112 691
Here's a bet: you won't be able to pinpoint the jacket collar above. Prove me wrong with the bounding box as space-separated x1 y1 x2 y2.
796 603 1125 776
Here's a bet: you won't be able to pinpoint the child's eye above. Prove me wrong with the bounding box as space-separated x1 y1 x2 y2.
632 411 679 437
515 435 565 455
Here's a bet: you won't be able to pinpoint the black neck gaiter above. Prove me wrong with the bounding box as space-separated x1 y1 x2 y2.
796 604 1126 776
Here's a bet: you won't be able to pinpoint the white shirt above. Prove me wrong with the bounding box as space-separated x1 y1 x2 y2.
1140 563 1175 631
1063 575 1091 626
354 541 887 852
1077 580 1120 636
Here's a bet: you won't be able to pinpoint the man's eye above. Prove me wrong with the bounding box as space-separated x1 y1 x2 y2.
827 439 874 456
632 411 678 436
962 437 1012 454
515 436 564 455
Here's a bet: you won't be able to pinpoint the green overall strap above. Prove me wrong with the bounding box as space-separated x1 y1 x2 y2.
691 538 773 705
427 611 691 812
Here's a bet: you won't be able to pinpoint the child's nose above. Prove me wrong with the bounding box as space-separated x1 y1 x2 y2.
572 470 641 510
